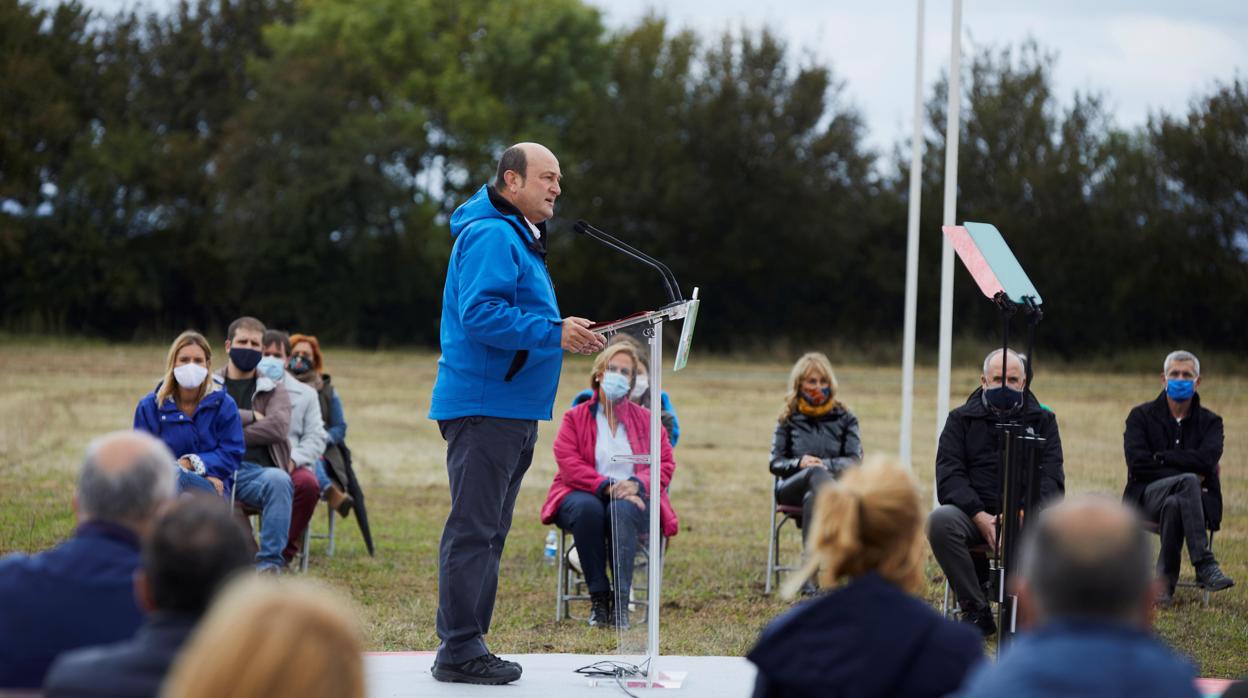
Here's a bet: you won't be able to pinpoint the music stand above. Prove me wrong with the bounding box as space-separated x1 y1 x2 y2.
943 222 1044 649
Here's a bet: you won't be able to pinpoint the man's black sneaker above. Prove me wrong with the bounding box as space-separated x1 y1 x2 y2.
589 591 613 628
431 653 522 685
960 602 997 637
1196 562 1235 592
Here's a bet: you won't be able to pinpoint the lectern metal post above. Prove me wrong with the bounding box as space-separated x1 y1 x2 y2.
587 293 698 688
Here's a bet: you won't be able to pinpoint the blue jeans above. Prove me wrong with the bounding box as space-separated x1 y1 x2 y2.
176 468 218 496
314 458 333 495
555 490 648 601
233 461 293 570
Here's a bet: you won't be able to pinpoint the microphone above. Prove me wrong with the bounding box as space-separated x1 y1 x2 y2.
573 220 683 304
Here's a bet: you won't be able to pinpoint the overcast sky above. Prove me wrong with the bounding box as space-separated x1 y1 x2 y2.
74 0 1248 153
591 0 1248 153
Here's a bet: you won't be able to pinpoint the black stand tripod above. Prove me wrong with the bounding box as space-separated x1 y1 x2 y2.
988 292 1044 650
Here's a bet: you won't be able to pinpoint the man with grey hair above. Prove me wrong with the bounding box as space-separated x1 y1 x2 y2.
0 431 177 689
1123 350 1231 604
929 347 1065 636
954 496 1199 697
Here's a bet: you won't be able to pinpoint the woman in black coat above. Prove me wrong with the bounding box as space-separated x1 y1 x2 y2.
748 458 984 698
770 352 863 545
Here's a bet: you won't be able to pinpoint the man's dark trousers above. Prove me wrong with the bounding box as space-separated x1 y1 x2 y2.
928 504 992 608
1140 473 1212 583
436 416 537 664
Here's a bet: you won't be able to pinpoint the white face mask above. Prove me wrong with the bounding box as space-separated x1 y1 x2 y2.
630 374 649 401
173 363 208 390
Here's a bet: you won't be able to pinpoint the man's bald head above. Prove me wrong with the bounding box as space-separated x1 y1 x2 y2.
1019 496 1153 625
78 430 177 533
494 142 562 223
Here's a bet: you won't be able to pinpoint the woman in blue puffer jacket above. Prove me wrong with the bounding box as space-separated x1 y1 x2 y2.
134 331 245 497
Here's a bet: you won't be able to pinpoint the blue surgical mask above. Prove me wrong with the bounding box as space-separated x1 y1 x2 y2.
228 346 262 373
1166 379 1195 402
257 356 286 382
600 372 631 403
984 385 1023 413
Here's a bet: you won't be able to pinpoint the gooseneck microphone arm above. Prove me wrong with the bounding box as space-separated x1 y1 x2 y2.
573 220 683 304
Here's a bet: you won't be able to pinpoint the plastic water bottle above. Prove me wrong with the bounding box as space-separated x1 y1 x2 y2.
544 530 558 565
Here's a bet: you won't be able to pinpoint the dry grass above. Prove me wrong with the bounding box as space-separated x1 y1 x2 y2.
0 340 1244 676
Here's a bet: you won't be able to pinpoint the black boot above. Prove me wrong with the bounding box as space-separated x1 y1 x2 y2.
959 600 997 637
1195 561 1235 592
589 591 613 628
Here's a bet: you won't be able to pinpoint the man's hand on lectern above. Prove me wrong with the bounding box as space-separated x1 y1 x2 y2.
561 317 606 355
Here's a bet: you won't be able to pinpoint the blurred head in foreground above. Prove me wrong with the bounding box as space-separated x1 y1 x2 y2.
1016 495 1155 629
162 577 365 698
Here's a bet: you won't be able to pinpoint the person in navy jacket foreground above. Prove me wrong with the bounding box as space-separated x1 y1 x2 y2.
427 142 605 686
748 456 984 698
0 431 177 689
954 496 1199 698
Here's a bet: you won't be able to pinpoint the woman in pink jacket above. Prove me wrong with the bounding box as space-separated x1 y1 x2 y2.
541 343 678 629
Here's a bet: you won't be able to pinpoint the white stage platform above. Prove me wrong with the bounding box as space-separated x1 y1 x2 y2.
366 652 756 697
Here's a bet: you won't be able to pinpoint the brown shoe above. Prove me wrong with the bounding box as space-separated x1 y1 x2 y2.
326 485 354 518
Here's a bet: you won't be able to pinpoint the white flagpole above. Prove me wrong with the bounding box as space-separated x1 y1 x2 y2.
935 0 962 495
899 0 925 469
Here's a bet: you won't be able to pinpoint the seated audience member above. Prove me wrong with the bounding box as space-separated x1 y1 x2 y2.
928 348 1064 636
259 329 325 564
1123 349 1232 603
954 496 1199 698
43 495 253 698
162 577 365 698
540 343 678 628
572 333 680 446
769 352 863 553
748 457 983 698
134 330 244 498
288 333 354 515
213 316 293 572
0 432 176 689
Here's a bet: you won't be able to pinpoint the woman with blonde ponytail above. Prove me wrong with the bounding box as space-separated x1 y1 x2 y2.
748 457 984 698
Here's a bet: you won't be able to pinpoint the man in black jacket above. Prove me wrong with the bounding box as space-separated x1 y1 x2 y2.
928 349 1065 636
1122 350 1233 604
43 495 253 698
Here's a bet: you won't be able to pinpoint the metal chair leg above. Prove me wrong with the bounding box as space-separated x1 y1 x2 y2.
555 528 567 622
765 487 778 594
326 503 337 557
299 520 311 573
1202 530 1215 607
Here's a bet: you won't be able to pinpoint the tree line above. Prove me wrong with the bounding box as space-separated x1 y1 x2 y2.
2 0 1245 356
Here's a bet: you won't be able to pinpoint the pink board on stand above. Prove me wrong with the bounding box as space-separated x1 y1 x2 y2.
943 225 1003 299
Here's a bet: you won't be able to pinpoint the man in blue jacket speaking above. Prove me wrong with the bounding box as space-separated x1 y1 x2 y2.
429 142 605 685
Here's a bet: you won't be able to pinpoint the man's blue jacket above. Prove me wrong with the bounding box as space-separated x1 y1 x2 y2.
429 184 564 421
954 619 1199 698
0 522 145 689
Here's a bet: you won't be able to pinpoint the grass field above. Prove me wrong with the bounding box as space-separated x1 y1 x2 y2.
1 340 1244 677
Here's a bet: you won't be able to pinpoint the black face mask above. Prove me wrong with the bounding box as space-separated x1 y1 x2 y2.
229 346 262 373
983 385 1024 413
287 356 314 375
